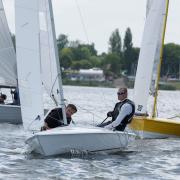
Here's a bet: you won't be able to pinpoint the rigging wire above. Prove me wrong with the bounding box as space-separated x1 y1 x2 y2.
65 99 107 123
73 0 113 121
99 87 116 111
74 0 90 44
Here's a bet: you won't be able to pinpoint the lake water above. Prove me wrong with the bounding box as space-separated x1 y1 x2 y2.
0 86 180 180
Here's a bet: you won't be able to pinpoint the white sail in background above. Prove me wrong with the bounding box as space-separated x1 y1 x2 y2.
147 0 165 96
15 0 44 129
0 0 17 87
134 0 167 115
39 0 61 106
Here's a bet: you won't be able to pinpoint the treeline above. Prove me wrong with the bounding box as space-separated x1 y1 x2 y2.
162 43 180 79
58 27 180 79
12 27 180 79
58 28 139 79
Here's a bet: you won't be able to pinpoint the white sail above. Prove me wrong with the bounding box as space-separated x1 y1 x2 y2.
146 0 153 16
39 0 61 106
0 0 17 87
147 0 165 96
15 0 44 129
39 0 67 124
134 0 167 114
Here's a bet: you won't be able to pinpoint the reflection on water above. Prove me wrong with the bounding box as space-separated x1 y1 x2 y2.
0 86 180 179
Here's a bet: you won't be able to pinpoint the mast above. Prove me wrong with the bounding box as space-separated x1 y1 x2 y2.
152 0 169 118
47 0 67 124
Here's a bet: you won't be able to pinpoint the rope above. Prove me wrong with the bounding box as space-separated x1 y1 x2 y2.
49 73 59 105
27 115 41 131
74 0 89 44
68 99 106 120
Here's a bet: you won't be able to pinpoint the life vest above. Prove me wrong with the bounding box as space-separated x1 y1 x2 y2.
111 99 135 131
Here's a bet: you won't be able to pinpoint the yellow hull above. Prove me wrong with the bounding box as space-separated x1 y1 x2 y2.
128 116 180 138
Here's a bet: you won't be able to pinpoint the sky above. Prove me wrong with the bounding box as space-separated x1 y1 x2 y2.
3 0 180 54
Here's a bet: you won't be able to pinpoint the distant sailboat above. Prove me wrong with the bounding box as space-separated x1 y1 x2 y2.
129 0 180 138
0 0 21 124
15 0 135 156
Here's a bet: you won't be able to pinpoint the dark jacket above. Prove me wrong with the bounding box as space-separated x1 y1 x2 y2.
44 108 71 128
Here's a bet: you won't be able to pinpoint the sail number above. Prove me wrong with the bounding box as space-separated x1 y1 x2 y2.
137 105 143 111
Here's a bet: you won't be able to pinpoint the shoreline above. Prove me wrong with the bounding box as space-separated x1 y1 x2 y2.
63 79 180 90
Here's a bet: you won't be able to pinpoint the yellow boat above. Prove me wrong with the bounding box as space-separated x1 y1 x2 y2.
128 0 180 138
129 116 180 138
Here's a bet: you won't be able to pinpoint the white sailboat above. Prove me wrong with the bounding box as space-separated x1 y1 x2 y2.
129 0 180 138
0 0 21 124
15 0 135 156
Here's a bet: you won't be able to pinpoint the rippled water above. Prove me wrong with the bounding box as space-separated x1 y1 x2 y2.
0 86 180 179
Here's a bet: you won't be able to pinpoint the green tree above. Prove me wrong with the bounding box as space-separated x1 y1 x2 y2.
79 43 97 56
108 29 122 56
57 34 69 51
72 60 92 70
70 43 96 61
89 56 101 67
79 47 91 60
131 47 140 75
123 27 134 75
102 53 122 77
59 48 73 69
162 43 180 78
69 40 80 48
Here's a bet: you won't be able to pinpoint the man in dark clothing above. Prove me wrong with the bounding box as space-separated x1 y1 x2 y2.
98 87 135 131
41 104 77 130
11 88 20 105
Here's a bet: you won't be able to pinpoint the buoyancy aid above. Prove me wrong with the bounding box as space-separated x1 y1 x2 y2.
111 99 135 131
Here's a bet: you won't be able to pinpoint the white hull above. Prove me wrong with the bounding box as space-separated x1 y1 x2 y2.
26 126 135 156
0 105 22 124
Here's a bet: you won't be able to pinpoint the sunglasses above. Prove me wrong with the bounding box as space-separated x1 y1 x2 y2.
117 92 125 95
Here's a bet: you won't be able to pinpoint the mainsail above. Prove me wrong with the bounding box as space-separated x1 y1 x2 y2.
146 0 153 17
147 0 165 97
134 0 167 115
15 0 44 129
0 0 17 87
15 0 67 129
